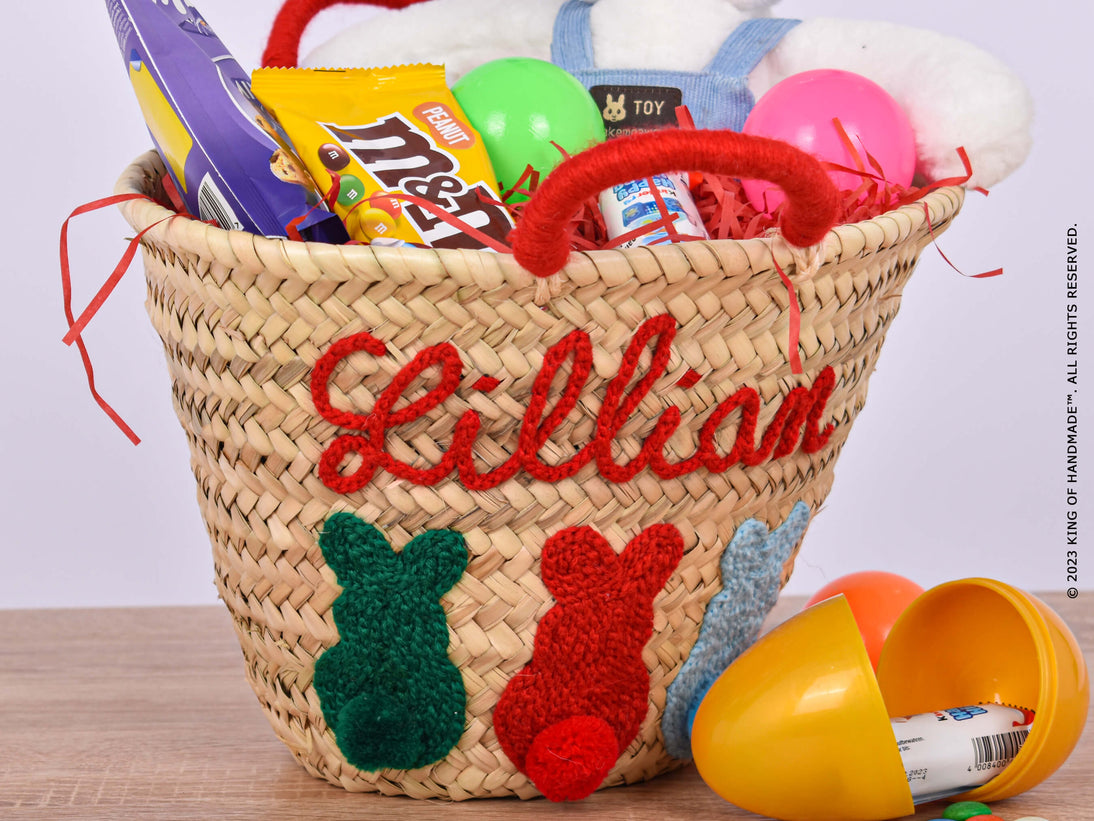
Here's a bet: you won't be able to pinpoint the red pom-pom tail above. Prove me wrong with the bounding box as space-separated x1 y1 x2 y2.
525 716 619 802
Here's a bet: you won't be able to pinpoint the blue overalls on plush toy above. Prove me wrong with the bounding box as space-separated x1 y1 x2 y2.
551 0 798 134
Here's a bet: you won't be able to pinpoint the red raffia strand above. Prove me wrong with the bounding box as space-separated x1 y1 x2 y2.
675 105 696 130
771 255 804 374
690 117 1003 279
922 202 1003 279
59 193 173 445
160 173 190 216
378 189 514 253
645 175 685 243
496 107 996 275
896 147 1002 278
604 217 669 249
592 176 706 251
286 168 344 242
506 142 610 251
501 163 541 204
322 170 342 209
833 117 869 175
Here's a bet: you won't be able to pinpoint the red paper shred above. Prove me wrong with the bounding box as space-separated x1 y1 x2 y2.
59 193 173 445
772 255 804 374
674 106 696 130
501 164 541 204
160 173 190 216
922 202 1004 279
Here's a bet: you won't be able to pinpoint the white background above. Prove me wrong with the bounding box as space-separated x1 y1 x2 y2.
2 0 1090 609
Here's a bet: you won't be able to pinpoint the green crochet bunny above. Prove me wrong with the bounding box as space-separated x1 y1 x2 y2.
314 513 468 771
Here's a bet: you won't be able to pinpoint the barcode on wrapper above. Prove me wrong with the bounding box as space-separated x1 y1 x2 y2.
972 728 1030 769
197 174 244 231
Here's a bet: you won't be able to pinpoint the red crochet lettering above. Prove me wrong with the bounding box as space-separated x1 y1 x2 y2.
310 316 836 493
492 523 684 800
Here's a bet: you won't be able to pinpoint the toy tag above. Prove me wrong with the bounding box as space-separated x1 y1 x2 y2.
588 84 682 138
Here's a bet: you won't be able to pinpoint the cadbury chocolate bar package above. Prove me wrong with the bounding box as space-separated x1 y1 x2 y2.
105 0 348 243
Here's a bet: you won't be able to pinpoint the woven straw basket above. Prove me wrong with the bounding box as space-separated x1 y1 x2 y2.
114 139 962 801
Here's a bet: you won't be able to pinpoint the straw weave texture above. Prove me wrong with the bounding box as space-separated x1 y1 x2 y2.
115 151 963 799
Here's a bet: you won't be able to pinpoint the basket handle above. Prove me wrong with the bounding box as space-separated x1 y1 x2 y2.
510 128 840 279
262 0 431 68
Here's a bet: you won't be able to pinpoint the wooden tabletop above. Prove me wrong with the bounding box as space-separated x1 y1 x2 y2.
2 594 1090 820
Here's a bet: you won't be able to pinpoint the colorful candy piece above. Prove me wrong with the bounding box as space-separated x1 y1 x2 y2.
942 801 995 820
318 142 350 171
313 513 468 772
493 523 683 800
336 174 366 207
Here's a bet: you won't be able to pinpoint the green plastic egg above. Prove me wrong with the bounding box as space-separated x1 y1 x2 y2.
452 57 606 202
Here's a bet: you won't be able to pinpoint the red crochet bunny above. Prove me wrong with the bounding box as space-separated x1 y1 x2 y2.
493 523 683 801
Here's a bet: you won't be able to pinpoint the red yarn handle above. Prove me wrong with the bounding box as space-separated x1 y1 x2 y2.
262 0 430 68
511 129 840 279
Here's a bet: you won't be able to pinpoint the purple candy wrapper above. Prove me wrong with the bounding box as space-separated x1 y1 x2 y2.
105 0 348 243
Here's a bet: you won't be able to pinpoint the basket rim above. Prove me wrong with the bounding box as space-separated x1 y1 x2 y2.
114 149 964 291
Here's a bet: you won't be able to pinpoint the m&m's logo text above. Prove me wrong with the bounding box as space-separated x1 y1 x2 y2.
321 113 511 249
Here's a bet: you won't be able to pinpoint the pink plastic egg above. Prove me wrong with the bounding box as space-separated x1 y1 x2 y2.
741 69 916 213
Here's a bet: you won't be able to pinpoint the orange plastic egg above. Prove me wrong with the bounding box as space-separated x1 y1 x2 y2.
804 571 924 670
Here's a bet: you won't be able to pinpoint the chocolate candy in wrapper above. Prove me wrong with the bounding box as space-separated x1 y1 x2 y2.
251 66 515 249
104 0 348 243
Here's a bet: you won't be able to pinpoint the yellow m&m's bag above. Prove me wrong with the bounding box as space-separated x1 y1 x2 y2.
252 65 514 249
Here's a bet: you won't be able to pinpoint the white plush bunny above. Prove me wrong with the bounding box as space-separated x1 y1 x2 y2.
266 0 1032 188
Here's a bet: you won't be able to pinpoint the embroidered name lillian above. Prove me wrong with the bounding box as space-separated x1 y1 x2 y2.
310 314 836 493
